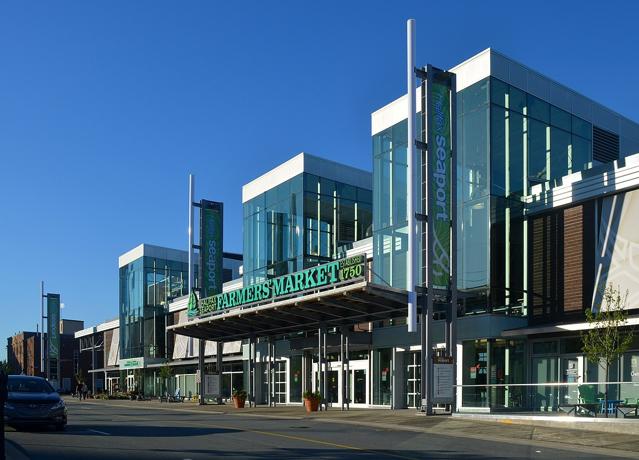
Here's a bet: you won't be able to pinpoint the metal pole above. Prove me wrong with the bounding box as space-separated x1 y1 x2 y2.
40 281 44 377
252 338 257 406
188 174 195 293
420 294 427 412
345 333 350 410
272 341 277 407
92 338 96 394
318 328 323 411
217 341 223 404
323 329 328 411
198 339 205 405
450 72 458 413
247 337 253 407
340 331 344 411
267 338 272 407
406 18 417 333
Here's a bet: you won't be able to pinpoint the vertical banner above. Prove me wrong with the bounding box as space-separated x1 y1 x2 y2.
427 66 453 292
200 200 223 300
47 294 61 360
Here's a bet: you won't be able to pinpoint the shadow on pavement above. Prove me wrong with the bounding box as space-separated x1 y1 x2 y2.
12 423 240 438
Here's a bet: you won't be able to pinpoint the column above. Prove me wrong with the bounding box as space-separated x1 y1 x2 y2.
216 341 223 405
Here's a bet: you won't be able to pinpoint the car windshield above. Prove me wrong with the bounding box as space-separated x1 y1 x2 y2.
7 377 55 393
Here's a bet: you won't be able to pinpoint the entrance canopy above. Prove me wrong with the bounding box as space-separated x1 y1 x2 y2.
168 280 408 341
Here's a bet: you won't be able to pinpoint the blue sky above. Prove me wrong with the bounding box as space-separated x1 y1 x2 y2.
2 1 639 360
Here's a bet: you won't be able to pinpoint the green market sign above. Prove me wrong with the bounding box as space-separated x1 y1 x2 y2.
191 254 366 318
119 357 144 369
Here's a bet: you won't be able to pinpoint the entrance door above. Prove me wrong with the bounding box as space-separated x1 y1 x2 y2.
313 360 368 407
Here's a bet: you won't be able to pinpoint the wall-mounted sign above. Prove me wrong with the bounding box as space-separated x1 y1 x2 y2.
119 357 145 369
192 253 366 317
204 374 220 397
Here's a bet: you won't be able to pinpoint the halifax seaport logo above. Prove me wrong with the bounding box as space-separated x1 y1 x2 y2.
431 87 451 285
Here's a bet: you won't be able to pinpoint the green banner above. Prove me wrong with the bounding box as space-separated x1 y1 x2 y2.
193 254 366 317
47 294 61 360
200 200 223 300
427 72 452 291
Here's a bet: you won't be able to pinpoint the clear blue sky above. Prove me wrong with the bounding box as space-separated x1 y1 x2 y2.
2 1 639 360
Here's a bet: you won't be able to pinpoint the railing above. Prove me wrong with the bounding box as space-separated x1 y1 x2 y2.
455 382 639 415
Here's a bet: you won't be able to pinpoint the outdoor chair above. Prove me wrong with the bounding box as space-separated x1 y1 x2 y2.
559 384 599 416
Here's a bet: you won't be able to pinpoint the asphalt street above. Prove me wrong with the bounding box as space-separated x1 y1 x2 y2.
3 399 634 460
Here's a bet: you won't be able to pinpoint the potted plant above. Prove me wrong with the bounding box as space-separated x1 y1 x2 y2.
303 390 321 413
232 388 247 408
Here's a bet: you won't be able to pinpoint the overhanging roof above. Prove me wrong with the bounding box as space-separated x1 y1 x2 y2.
168 280 408 341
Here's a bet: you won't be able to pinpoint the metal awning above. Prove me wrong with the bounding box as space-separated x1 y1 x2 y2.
168 280 408 341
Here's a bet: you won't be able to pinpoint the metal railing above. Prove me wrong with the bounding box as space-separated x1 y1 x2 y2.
455 382 639 415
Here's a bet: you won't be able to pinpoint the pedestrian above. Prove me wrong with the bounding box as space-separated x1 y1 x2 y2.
76 381 82 399
81 382 88 400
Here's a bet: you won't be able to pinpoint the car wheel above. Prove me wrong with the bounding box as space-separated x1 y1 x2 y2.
55 423 65 431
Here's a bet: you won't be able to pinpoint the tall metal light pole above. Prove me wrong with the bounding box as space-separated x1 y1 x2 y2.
406 19 417 334
188 174 195 294
41 281 45 377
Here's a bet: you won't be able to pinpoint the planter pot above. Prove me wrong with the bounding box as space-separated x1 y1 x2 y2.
233 396 246 408
304 397 319 413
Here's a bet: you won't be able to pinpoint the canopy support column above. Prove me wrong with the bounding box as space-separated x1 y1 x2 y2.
198 339 205 405
216 341 223 405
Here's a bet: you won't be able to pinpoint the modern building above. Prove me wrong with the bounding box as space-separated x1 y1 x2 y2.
76 244 242 397
78 48 639 412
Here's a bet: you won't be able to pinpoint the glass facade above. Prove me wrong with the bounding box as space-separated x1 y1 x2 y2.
457 77 593 316
372 117 422 289
243 173 372 285
119 256 190 360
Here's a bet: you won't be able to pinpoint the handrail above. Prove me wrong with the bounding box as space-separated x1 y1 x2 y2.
454 381 639 388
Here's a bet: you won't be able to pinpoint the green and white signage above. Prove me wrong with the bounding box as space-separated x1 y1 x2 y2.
192 254 366 317
46 294 61 360
200 200 223 300
119 357 145 369
427 68 452 292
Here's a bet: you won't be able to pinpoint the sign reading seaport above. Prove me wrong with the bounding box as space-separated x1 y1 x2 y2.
189 254 366 318
427 67 452 292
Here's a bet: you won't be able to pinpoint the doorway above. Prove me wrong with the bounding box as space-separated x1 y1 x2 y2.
313 360 369 407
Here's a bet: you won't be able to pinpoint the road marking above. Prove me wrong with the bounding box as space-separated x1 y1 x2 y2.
87 429 111 436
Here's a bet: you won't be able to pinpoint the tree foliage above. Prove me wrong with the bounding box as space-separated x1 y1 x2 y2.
581 284 633 416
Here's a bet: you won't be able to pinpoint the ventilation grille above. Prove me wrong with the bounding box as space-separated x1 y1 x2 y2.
593 126 619 163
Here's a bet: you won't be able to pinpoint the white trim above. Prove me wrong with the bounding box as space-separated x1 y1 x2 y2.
502 315 639 337
241 152 372 203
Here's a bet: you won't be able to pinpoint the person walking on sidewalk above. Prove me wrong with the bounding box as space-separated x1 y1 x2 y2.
81 382 88 400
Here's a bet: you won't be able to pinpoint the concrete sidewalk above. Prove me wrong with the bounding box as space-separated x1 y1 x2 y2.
72 398 639 457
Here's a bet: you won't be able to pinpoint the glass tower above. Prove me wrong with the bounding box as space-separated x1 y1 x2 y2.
119 254 190 360
243 172 372 285
372 77 593 316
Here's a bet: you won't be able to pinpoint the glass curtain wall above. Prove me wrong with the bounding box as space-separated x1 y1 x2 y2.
243 173 372 285
119 256 189 361
372 117 421 289
455 77 593 316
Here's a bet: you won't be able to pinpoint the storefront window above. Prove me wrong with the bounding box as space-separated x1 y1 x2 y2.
372 348 392 405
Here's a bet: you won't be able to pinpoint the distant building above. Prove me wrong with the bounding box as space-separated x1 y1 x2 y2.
6 319 85 392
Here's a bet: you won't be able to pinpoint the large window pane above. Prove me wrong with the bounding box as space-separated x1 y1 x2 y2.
550 127 570 182
460 106 489 201
528 119 549 185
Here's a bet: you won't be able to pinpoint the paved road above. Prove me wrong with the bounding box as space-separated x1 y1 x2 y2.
3 399 633 460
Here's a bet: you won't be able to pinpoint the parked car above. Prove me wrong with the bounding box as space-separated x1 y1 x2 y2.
3 375 67 430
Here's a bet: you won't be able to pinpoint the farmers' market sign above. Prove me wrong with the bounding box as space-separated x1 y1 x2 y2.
191 254 366 318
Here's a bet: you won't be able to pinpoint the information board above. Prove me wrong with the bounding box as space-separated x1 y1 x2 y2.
432 356 454 404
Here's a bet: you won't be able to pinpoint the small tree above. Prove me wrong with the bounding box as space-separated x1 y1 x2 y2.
159 363 173 396
581 284 634 417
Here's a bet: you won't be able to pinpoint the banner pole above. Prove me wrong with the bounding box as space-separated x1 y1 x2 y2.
406 19 417 333
188 174 195 294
